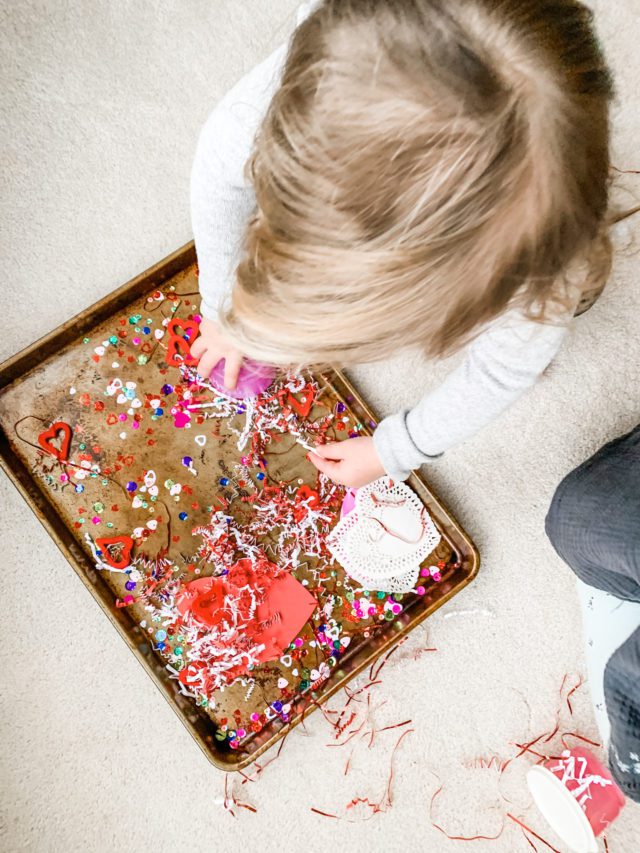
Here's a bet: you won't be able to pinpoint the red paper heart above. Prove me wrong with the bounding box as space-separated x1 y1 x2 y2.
253 573 317 662
165 318 200 367
176 559 317 663
286 384 315 418
95 535 134 570
37 422 72 461
176 576 226 628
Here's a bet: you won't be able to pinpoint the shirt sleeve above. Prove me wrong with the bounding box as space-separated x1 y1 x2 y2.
190 42 289 320
373 306 578 481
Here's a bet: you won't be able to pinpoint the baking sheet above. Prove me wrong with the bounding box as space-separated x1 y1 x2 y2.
0 242 479 770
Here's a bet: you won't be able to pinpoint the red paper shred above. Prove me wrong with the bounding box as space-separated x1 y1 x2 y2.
368 638 406 682
384 727 414 807
506 814 560 853
521 829 539 852
560 731 601 750
344 750 353 776
430 783 505 842
223 774 257 816
565 675 584 716
223 775 235 819
312 726 414 822
311 807 340 819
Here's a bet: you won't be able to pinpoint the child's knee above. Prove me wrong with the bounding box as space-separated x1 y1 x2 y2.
544 468 583 562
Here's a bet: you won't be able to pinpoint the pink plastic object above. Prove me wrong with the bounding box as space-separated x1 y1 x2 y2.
208 358 276 400
527 747 625 852
340 487 358 519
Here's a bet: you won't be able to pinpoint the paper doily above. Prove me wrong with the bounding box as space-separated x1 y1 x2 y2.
327 476 441 593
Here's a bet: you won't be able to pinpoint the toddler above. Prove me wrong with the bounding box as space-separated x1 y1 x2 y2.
190 0 613 488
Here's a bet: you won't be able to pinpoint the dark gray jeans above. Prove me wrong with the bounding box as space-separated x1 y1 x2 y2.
546 424 640 803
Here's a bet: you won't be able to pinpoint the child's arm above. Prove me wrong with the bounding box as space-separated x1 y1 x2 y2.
190 43 288 322
310 306 577 486
373 308 574 479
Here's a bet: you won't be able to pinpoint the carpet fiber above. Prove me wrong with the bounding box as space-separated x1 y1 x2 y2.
1 2 639 850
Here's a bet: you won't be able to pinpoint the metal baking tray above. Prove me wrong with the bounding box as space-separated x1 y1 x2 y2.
0 242 479 770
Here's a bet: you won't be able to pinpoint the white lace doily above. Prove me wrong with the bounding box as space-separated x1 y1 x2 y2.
327 476 441 593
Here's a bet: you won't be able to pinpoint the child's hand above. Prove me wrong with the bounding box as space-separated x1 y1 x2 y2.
308 437 385 488
191 317 244 389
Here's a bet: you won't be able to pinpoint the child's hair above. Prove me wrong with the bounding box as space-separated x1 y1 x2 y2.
221 0 614 366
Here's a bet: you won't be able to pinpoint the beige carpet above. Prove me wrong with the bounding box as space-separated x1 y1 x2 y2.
1 2 639 851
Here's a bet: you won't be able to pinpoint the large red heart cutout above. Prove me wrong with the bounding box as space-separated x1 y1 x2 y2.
176 559 317 663
95 535 134 570
253 572 317 662
286 384 315 418
37 421 72 461
165 318 200 367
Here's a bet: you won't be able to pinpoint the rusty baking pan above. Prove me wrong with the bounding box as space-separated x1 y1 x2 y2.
0 241 479 770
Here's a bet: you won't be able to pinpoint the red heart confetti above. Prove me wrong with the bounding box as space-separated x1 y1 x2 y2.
37 422 72 461
165 318 200 367
296 485 321 508
95 535 134 570
286 384 315 418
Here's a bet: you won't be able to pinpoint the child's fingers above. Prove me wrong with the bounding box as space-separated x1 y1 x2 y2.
196 350 222 380
190 336 207 359
223 353 243 390
308 451 341 477
311 441 344 461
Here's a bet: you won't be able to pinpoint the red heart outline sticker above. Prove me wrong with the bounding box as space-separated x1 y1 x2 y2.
286 384 315 418
95 535 134 570
37 422 72 461
165 318 200 367
296 485 321 508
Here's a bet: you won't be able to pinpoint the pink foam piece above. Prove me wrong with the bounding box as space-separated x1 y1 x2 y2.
208 358 276 400
340 487 358 519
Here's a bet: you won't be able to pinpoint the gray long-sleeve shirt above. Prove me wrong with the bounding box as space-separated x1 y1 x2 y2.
190 9 576 481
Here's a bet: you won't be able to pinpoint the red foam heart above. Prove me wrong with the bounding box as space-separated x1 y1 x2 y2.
286 384 315 418
37 422 72 461
168 317 200 340
165 318 200 367
95 535 134 570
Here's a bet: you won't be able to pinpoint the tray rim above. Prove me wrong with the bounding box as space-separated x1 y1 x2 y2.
0 241 480 771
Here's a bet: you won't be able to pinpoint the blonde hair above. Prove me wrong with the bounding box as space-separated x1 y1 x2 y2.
221 0 613 366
